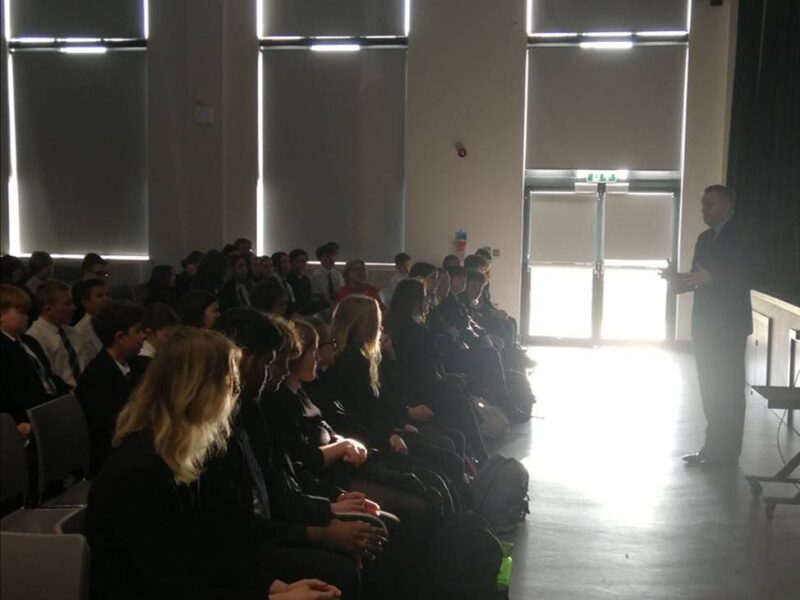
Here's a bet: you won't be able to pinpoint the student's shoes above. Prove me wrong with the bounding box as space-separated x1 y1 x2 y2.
682 451 706 465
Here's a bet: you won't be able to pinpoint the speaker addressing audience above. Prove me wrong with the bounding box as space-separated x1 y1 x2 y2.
661 184 759 469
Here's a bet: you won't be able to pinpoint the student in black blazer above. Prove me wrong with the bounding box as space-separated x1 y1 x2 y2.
662 185 759 468
0 284 69 433
286 249 316 315
218 254 254 311
87 327 341 600
76 301 146 478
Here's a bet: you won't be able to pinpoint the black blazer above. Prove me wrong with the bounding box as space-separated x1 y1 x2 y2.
286 273 313 315
689 216 758 340
218 279 253 312
76 350 142 478
324 345 407 449
86 431 267 600
388 319 444 386
0 333 69 422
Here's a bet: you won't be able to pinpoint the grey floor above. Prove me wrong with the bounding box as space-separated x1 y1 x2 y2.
496 347 800 600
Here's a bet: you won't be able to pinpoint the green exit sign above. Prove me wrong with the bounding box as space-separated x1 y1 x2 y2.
586 172 617 183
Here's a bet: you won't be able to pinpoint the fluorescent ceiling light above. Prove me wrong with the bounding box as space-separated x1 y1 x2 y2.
13 37 56 44
364 35 402 39
56 37 101 43
310 44 361 52
636 30 688 37
585 31 633 38
59 46 107 54
313 36 352 40
580 41 633 50
265 36 304 41
18 253 150 261
615 169 630 180
529 32 579 38
404 0 411 36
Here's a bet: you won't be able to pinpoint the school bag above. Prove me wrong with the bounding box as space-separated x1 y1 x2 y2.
468 455 530 534
504 369 536 422
470 395 511 440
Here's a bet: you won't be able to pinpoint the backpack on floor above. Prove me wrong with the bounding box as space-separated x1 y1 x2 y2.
504 369 536 421
469 455 530 534
470 395 511 441
421 511 504 600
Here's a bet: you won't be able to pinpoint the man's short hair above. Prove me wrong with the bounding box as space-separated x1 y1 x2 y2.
394 253 411 266
408 262 437 279
463 254 488 270
92 301 146 348
36 279 71 310
81 253 107 273
442 255 460 268
0 283 31 313
465 268 487 286
142 302 180 332
316 244 335 260
73 278 107 305
289 248 308 262
704 184 734 205
27 251 53 277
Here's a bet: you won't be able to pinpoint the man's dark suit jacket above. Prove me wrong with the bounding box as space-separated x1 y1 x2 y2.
0 333 69 423
689 216 758 340
76 350 142 478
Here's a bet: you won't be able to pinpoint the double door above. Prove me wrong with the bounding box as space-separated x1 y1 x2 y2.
521 182 679 344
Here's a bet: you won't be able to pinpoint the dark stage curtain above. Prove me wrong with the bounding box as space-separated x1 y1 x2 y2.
727 0 800 301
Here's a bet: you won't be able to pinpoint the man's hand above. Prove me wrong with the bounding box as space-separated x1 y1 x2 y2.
322 518 387 560
270 578 342 600
659 259 678 283
333 492 380 516
341 439 368 466
408 405 434 422
681 266 711 288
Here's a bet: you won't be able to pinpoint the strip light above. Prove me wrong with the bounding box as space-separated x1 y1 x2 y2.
19 254 151 261
404 0 411 36
636 31 688 37
59 46 108 54
579 41 633 50
310 44 361 52
256 51 265 255
584 31 633 38
529 32 579 38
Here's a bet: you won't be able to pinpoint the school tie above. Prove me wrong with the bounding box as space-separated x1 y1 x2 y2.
236 426 272 519
237 284 251 307
16 339 57 395
57 327 82 382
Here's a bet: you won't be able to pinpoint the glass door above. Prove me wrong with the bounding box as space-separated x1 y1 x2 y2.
522 182 678 344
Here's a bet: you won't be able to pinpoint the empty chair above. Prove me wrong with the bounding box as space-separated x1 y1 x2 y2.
0 532 90 600
2 412 84 533
27 395 92 507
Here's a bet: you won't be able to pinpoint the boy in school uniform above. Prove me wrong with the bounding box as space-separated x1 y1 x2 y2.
72 278 110 366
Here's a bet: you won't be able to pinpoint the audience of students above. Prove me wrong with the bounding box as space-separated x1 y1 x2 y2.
2 238 533 600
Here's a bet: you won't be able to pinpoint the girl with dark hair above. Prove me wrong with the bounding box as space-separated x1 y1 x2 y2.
177 289 220 329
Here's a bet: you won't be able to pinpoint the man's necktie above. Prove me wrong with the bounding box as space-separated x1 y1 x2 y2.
57 327 81 382
16 339 57 395
236 426 272 519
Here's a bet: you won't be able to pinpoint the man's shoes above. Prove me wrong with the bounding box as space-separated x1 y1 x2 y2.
682 451 706 465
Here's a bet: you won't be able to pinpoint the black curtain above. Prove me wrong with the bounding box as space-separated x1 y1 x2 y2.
727 0 800 299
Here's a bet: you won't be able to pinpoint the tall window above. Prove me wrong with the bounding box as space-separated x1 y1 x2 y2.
257 0 409 261
4 0 148 259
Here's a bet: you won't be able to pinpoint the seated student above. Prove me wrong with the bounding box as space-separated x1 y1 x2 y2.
73 278 111 366
25 251 53 296
286 249 316 315
332 260 385 312
80 253 109 282
26 280 84 389
386 279 488 464
1 255 27 284
431 268 450 310
0 284 69 436
271 251 297 311
252 255 274 283
219 253 254 311
86 327 341 600
175 250 204 297
442 254 461 269
138 302 180 361
76 301 146 478
204 310 379 596
193 250 228 295
380 253 411 306
309 244 344 309
253 280 290 317
146 265 178 307
177 289 220 329
234 237 253 255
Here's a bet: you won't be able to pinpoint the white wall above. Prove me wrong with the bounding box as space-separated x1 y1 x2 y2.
404 0 528 320
677 0 738 339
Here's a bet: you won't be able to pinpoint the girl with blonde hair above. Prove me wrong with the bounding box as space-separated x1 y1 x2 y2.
87 326 342 600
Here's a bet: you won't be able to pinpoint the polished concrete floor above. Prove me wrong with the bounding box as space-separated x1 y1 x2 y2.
497 347 800 600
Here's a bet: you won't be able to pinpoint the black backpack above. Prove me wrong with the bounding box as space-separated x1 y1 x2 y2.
421 511 504 600
468 455 530 533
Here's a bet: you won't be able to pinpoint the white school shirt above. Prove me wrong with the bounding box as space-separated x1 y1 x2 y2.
26 318 85 389
309 266 344 304
73 313 103 367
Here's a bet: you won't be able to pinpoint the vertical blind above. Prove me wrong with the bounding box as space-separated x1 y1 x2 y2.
261 48 405 260
8 0 145 39
530 0 688 34
261 0 406 37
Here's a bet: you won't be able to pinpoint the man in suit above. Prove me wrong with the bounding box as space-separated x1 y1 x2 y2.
76 301 146 478
661 184 758 469
0 284 70 436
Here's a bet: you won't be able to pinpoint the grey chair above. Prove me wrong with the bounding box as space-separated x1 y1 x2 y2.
26 395 92 507
1 413 83 533
0 532 90 600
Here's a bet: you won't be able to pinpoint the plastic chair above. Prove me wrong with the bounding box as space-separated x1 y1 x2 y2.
0 531 90 600
26 395 92 507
